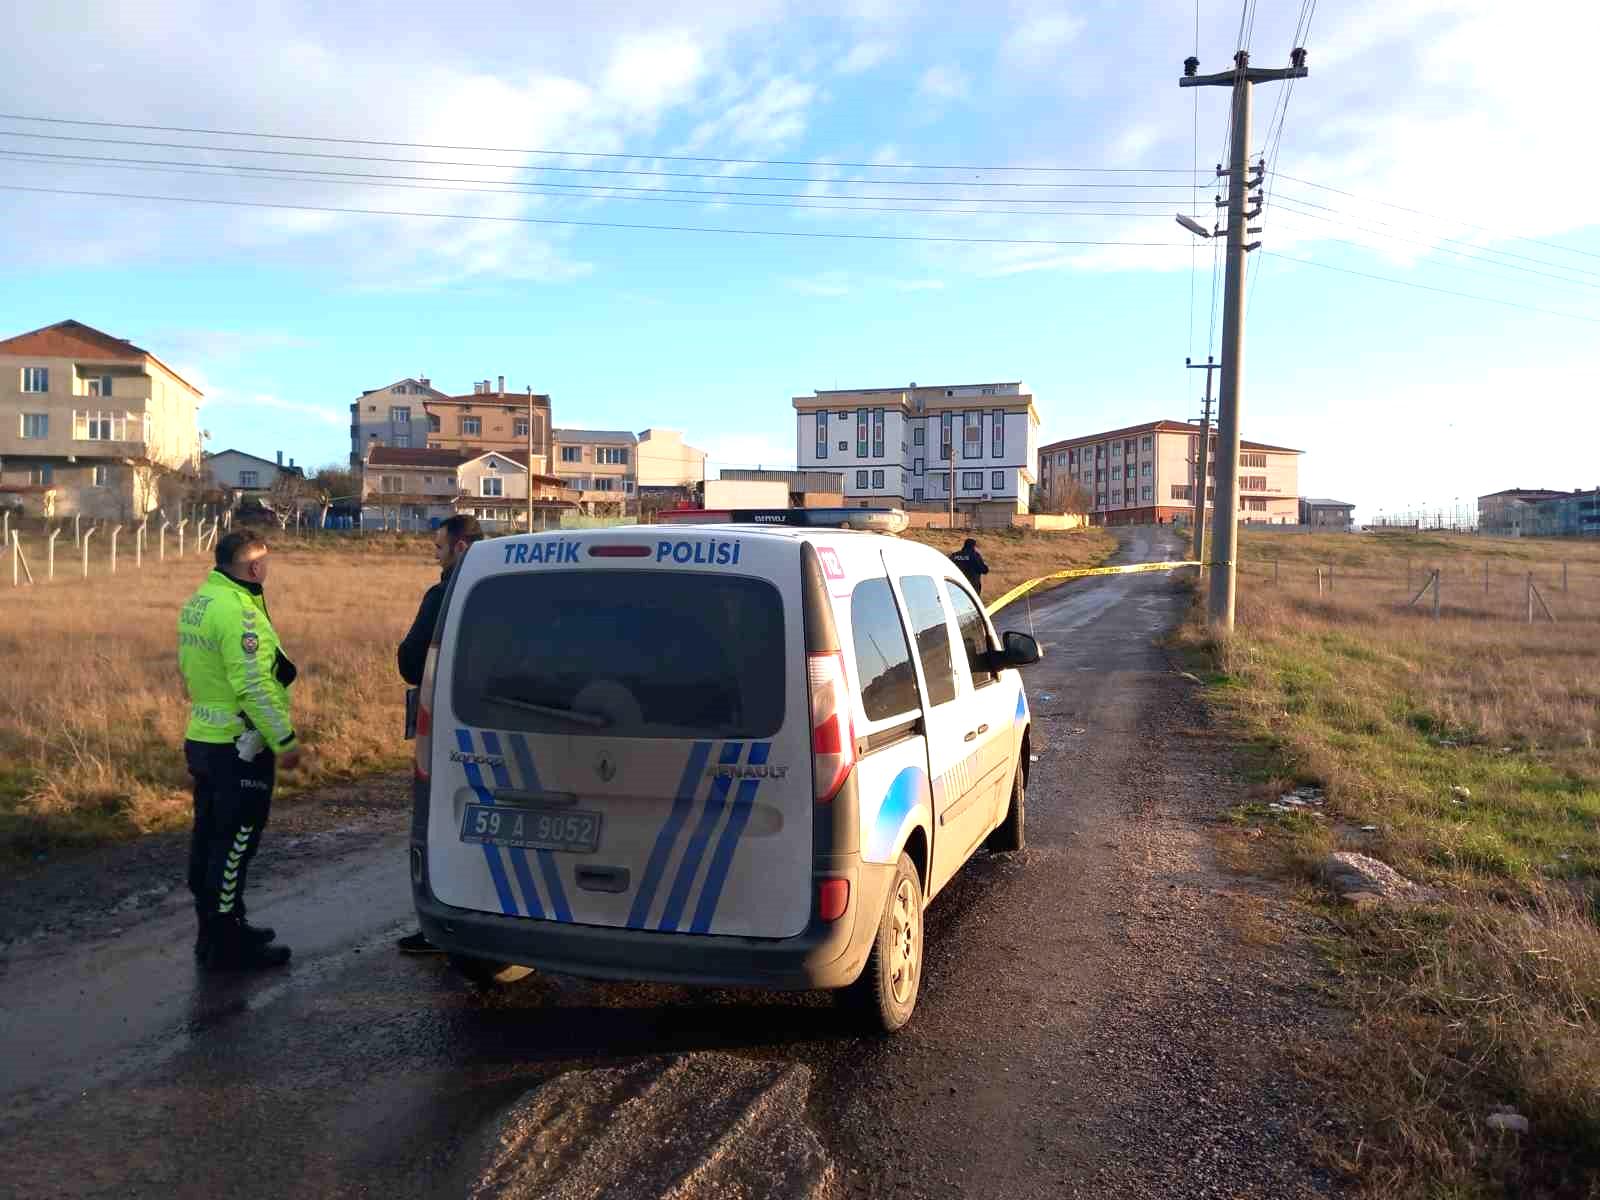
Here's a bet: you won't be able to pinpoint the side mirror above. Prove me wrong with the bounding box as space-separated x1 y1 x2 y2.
987 630 1041 670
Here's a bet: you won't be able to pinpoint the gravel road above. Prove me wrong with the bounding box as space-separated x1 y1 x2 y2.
0 527 1345 1199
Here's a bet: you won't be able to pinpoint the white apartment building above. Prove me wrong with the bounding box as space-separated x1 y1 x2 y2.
793 381 1040 519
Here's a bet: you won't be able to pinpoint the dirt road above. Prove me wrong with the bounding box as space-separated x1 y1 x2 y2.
0 527 1343 1199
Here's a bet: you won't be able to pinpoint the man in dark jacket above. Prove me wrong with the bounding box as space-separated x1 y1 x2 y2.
396 514 482 954
949 537 990 595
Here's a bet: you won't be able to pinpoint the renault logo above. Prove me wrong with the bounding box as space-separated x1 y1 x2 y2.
595 751 617 783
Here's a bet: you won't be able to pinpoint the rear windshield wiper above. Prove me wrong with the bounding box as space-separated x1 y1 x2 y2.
481 693 612 728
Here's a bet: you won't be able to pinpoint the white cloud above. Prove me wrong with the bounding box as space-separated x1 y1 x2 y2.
1001 12 1085 69
892 279 945 291
685 76 819 150
784 271 853 297
917 65 969 101
838 40 893 74
602 30 706 115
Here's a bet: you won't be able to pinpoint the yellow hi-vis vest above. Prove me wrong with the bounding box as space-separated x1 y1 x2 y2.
177 570 298 754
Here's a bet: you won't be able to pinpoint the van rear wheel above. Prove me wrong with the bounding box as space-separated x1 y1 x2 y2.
448 954 533 987
986 763 1026 853
843 853 923 1033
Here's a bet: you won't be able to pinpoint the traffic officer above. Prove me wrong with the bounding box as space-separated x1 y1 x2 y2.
394 513 483 955
950 537 990 595
178 529 303 971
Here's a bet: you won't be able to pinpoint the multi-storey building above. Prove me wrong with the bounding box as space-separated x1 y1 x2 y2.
0 320 202 520
1476 488 1569 537
1037 419 1301 526
635 427 707 491
361 445 576 530
793 381 1040 520
553 428 637 515
350 375 553 474
1300 497 1356 530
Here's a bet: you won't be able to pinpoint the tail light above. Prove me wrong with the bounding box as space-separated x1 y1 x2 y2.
817 878 850 922
808 650 855 804
415 646 438 782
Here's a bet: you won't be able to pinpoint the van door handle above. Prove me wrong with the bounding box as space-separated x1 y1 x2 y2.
977 724 989 735
964 730 977 742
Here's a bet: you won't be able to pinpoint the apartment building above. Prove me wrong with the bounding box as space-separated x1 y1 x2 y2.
1037 419 1301 526
793 381 1040 521
361 445 576 530
350 376 553 473
1477 488 1569 537
1300 497 1356 530
0 320 202 520
635 428 707 490
553 428 637 515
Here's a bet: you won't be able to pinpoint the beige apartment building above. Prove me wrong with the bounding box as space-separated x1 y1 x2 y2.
1037 419 1301 526
554 428 637 515
635 428 707 490
361 445 576 530
351 375 553 473
0 320 202 520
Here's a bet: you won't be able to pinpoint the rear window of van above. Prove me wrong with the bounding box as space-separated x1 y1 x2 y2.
450 570 785 739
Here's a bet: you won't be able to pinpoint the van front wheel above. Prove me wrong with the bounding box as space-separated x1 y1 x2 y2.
843 853 923 1033
448 954 533 987
986 763 1026 853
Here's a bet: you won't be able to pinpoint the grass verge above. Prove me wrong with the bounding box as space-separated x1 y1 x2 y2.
1174 531 1600 1197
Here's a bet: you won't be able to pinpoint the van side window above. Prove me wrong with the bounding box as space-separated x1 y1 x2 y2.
944 580 996 688
850 578 919 721
899 576 958 707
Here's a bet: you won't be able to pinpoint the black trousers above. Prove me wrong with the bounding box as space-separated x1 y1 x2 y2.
185 739 276 923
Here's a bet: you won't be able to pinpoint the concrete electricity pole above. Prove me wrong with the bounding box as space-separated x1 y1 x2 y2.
526 386 535 533
1186 355 1220 567
1180 47 1307 629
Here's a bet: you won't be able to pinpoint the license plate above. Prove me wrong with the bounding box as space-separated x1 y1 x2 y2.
459 805 601 854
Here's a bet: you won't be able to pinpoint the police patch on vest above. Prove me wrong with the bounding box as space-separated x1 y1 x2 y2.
241 632 260 654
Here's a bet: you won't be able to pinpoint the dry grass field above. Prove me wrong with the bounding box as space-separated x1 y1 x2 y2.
1178 530 1600 1197
0 524 1111 858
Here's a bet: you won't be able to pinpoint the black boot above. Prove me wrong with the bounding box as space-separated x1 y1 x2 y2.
195 912 275 960
201 916 291 972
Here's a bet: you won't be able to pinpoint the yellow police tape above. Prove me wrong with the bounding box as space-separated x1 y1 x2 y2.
986 559 1203 615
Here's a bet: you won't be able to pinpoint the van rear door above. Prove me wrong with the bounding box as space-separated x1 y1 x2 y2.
427 531 813 939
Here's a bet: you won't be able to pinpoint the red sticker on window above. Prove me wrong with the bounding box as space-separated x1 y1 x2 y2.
817 548 845 580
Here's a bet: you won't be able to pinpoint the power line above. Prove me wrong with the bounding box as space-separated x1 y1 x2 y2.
1247 0 1317 316
0 111 1203 175
0 148 1188 211
0 183 1193 249
1259 251 1600 325
0 130 1204 190
1271 171 1600 263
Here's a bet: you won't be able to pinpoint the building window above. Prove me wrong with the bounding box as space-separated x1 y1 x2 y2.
940 412 953 460
1242 452 1267 468
963 413 981 459
1245 498 1268 512
91 465 109 487
85 375 113 397
835 410 849 421
428 414 441 433
1171 484 1191 501
856 469 869 489
872 408 885 458
1141 485 1153 501
482 477 503 497
856 408 868 457
1141 462 1152 476
73 410 128 440
381 474 403 493
390 406 410 423
20 412 48 438
595 478 617 492
838 441 848 451
239 470 259 488
913 458 924 476
597 446 630 465
513 419 529 438
913 488 925 501
561 445 581 462
394 432 411 448
913 425 925 446
991 409 1004 458
961 471 983 490
991 470 1004 491
21 367 48 392
394 384 410 395
872 469 885 488
29 465 53 486
461 416 482 436
816 415 828 460
1141 436 1153 451
1241 475 1267 491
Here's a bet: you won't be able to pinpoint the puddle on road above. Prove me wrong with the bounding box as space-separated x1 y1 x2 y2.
470 1053 837 1200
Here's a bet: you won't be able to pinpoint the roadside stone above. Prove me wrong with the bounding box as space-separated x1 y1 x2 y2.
1486 1111 1530 1134
1178 671 1202 684
1451 785 1472 800
1321 851 1439 905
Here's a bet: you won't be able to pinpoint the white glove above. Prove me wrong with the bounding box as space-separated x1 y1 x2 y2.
235 730 266 762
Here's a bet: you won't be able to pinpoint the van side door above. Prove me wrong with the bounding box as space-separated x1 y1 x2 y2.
943 577 1017 841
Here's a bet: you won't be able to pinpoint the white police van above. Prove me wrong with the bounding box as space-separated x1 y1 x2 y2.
409 509 1040 1031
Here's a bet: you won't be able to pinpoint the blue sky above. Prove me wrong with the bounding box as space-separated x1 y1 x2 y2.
4 0 1597 519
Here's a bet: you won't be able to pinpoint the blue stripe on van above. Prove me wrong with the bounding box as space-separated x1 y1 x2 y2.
454 728 520 917
626 741 712 929
657 742 744 933
478 731 547 921
689 741 771 934
495 731 573 924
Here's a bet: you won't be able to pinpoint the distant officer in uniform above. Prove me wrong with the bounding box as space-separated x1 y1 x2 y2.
178 530 303 971
395 514 483 955
950 537 990 595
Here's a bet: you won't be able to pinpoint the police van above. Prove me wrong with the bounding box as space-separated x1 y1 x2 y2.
410 510 1041 1031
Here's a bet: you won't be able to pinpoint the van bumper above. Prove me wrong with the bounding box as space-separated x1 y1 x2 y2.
412 851 895 991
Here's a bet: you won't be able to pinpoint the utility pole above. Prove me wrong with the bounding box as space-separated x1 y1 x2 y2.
1186 355 1220 566
526 386 535 533
1180 47 1308 630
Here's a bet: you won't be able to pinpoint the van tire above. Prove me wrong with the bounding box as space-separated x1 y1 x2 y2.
843 853 923 1033
986 763 1026 853
448 954 533 987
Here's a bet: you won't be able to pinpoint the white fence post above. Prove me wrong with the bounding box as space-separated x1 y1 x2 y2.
110 525 122 574
74 513 82 548
48 528 60 581
2 510 9 544
10 531 16 587
178 518 188 557
136 519 147 568
82 527 96 578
